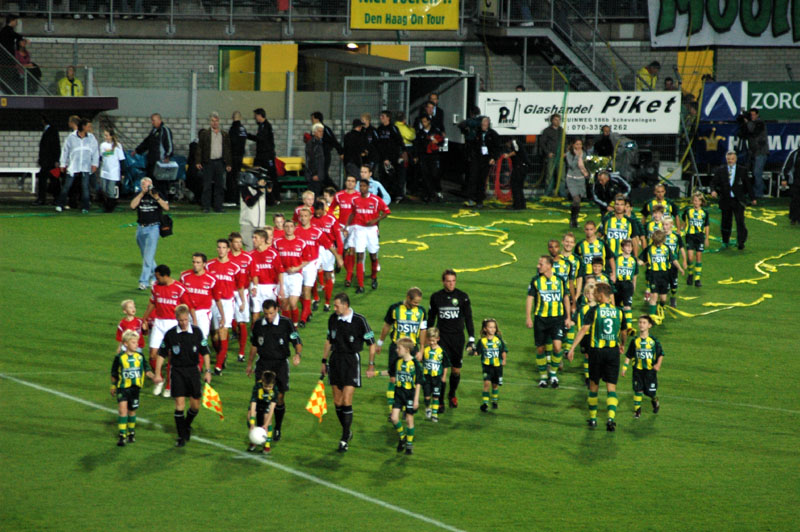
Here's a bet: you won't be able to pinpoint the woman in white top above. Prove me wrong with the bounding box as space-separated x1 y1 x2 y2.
99 128 126 212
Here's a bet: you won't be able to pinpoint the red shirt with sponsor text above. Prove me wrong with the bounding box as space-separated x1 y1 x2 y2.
149 281 192 320
116 317 145 349
273 236 313 270
295 224 333 261
351 193 391 227
179 270 218 310
229 250 253 290
249 246 284 285
293 204 315 224
312 213 343 254
328 190 359 226
206 258 242 299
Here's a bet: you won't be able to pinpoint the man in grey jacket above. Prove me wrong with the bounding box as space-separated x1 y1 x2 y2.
538 113 563 196
305 123 326 196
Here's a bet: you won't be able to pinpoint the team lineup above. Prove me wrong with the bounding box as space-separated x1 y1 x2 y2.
110 179 710 452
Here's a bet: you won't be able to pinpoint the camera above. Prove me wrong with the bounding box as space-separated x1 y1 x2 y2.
238 169 273 189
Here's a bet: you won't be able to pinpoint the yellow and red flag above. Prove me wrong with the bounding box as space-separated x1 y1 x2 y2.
305 378 327 423
202 383 224 420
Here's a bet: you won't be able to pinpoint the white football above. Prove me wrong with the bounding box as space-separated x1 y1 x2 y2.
249 426 268 445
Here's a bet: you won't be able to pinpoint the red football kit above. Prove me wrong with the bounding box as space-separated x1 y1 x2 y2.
350 194 391 226
295 225 333 261
273 236 313 270
180 270 218 310
312 213 344 254
150 282 191 320
206 258 241 299
116 317 145 349
229 250 252 290
328 190 359 226
249 247 284 285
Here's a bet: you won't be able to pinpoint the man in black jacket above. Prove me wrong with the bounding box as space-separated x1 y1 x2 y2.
135 113 173 195
375 110 404 199
413 115 444 203
464 117 501 208
591 170 631 215
227 110 248 203
711 151 752 250
248 108 278 203
311 111 342 188
34 115 60 206
305 124 326 196
342 118 368 177
429 92 446 132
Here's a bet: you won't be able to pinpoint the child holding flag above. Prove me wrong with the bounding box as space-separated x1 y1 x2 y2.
110 331 154 446
247 370 277 453
390 338 422 455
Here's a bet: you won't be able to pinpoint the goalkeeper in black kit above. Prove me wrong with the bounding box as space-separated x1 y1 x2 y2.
428 269 475 411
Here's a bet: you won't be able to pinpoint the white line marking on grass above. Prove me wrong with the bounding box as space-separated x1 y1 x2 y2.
0 373 466 532
0 370 93 376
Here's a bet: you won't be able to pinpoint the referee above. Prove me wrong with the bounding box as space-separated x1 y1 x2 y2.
428 269 475 411
321 293 377 453
153 304 211 447
246 299 302 442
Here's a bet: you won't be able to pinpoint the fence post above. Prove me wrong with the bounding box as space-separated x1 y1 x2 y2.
87 67 94 96
106 0 116 34
286 71 295 157
166 0 176 35
343 0 352 36
286 0 294 37
225 0 235 35
45 0 54 33
190 71 198 141
592 0 598 70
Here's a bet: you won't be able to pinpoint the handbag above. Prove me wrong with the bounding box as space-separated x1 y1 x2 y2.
159 213 173 237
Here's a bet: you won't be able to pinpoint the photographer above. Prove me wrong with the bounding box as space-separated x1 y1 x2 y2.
130 177 169 291
239 170 271 250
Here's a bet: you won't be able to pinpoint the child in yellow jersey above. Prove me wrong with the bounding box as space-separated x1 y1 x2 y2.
614 239 638 332
639 230 684 324
622 315 664 418
110 331 154 447
248 370 277 454
681 191 710 288
422 328 448 422
576 277 597 387
391 338 422 455
643 205 665 303
474 318 508 412
662 216 687 308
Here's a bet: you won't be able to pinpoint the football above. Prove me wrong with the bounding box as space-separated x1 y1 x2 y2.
249 426 268 445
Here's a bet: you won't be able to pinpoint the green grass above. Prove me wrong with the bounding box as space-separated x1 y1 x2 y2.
1 200 799 531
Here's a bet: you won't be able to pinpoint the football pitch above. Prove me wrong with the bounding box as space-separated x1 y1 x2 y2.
1 200 798 531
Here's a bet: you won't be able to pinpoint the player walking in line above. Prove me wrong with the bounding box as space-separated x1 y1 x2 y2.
614 239 638 330
575 277 598 387
295 207 343 326
641 183 679 229
116 299 145 353
249 228 284 322
640 230 684 324
390 338 423 455
526 255 573 388
206 239 244 375
273 221 310 326
328 175 360 287
272 213 286 240
227 232 253 362
292 190 316 223
567 283 627 432
377 287 428 415
312 199 344 311
575 220 616 281
622 315 664 418
474 318 508 411
247 370 278 453
180 253 224 340
662 216 687 308
560 232 580 353
428 269 475 411
110 331 154 446
347 178 391 293
600 194 639 258
681 191 710 288
421 328 448 422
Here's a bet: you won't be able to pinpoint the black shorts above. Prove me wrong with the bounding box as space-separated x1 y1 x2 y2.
328 352 361 389
685 233 705 252
588 347 620 385
481 364 503 386
422 374 442 397
116 386 141 410
439 333 465 369
255 359 290 393
534 315 565 346
615 280 634 308
170 366 202 399
632 368 658 398
649 271 670 295
668 266 679 290
255 406 275 427
392 387 417 413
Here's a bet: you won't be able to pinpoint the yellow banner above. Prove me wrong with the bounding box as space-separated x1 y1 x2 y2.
350 0 459 31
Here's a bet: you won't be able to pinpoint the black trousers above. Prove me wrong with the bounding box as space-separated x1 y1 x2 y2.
790 181 800 222
510 164 526 209
720 201 747 244
468 156 492 204
419 155 440 200
36 167 60 203
201 159 226 211
226 152 244 203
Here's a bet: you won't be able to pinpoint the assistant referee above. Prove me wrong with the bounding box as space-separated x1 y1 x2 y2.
321 293 377 453
153 304 211 447
246 299 302 442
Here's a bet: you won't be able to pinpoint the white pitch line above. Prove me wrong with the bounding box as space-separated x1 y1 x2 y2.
0 373 466 532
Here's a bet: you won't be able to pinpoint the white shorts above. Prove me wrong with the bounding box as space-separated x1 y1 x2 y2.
233 289 250 322
211 298 234 329
302 260 320 287
192 308 212 338
252 284 278 313
353 225 380 254
343 225 356 249
282 272 303 298
319 248 336 272
149 318 178 349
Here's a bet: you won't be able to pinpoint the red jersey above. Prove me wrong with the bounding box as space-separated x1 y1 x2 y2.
351 194 391 226
229 250 253 290
180 270 219 310
328 190 359 225
312 213 343 254
273 229 285 240
293 204 315 224
206 258 242 300
273 236 313 270
116 317 145 349
249 246 284 285
149 282 191 320
295 225 333 261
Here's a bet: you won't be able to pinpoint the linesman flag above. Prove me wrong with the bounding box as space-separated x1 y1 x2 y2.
203 383 224 420
305 375 327 423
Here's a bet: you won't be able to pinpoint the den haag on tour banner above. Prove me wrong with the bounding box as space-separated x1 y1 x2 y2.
649 0 800 47
479 92 681 136
350 0 459 31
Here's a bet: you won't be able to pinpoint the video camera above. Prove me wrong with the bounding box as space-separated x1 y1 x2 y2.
238 167 273 190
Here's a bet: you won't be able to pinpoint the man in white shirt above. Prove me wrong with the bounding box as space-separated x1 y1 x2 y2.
56 117 98 214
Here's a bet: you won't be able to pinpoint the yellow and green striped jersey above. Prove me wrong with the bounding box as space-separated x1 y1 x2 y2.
110 350 148 389
576 303 596 330
641 198 677 221
625 336 664 370
384 302 428 346
585 303 626 348
528 274 567 317
601 215 634 257
478 336 507 366
615 255 639 282
646 220 664 243
664 230 684 258
592 272 612 286
395 358 423 390
576 239 609 276
552 255 573 287
681 207 709 235
250 381 277 407
422 345 447 377
642 243 675 272
562 252 580 281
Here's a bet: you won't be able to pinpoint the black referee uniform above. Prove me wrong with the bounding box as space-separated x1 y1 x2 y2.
158 324 209 444
429 287 475 404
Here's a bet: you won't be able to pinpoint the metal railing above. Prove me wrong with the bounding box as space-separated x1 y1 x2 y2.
0 44 53 95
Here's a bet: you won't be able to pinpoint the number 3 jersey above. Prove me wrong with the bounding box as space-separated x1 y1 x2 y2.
584 303 627 348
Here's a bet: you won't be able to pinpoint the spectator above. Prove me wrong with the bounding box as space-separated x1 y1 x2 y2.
593 125 616 158
515 85 526 92
592 169 631 215
99 127 126 213
33 115 61 206
394 111 416 200
743 108 769 200
342 118 368 177
58 66 84 96
130 177 168 290
505 136 531 210
195 111 232 213
14 39 41 92
305 123 326 196
311 111 342 188
121 0 145 20
781 149 800 225
228 110 247 203
248 107 277 201
413 115 444 203
664 77 676 90
134 113 173 195
414 101 436 132
565 138 589 227
56 117 98 214
0 14 23 93
73 1 100 20
538 113 563 196
239 173 270 247
464 116 501 209
636 61 660 91
375 110 404 200
428 92 445 132
360 112 380 169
